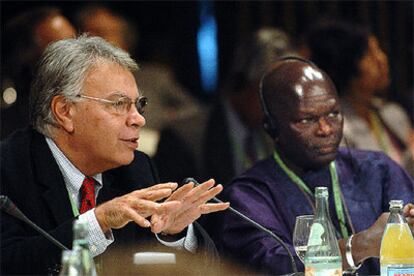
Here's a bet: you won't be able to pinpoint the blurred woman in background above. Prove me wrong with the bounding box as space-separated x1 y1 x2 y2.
302 20 414 176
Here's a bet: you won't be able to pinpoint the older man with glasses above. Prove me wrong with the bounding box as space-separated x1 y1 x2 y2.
0 35 229 275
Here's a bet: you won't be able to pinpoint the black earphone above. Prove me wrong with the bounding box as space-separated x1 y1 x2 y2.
258 56 317 138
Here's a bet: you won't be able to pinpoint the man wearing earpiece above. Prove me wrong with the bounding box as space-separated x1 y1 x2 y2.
216 57 414 275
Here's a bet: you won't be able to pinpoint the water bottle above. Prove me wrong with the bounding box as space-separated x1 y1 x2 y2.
380 200 414 276
304 186 342 276
72 220 97 276
59 250 81 276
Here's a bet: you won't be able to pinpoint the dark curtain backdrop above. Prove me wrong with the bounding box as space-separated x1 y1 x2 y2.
1 1 413 121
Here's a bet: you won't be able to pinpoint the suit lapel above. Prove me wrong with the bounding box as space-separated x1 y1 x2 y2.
99 173 124 205
98 151 158 204
31 131 74 225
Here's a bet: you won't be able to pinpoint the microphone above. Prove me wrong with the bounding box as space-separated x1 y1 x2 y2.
183 178 300 274
0 195 69 251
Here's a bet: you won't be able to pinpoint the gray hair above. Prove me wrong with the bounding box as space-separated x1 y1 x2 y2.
30 34 139 137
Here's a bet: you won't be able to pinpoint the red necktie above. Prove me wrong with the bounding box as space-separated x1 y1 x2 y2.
79 177 96 214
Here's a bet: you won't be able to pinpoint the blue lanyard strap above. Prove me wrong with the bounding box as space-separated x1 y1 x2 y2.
272 150 349 238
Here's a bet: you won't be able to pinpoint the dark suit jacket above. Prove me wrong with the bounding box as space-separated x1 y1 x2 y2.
0 128 218 275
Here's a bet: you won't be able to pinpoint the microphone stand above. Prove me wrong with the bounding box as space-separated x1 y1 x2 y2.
183 178 300 275
0 195 69 251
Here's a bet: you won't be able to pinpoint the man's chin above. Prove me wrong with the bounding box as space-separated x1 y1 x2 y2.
304 150 338 170
315 152 337 166
117 152 136 166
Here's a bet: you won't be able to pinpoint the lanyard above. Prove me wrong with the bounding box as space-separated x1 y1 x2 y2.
273 150 349 239
68 192 80 217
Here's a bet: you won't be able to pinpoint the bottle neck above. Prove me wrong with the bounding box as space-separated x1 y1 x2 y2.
315 194 330 220
73 229 88 249
73 221 89 249
388 206 406 224
73 238 88 249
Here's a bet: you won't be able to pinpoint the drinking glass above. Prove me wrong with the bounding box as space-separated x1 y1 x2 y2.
293 214 314 263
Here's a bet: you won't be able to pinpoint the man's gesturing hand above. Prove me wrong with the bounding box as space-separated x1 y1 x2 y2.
94 182 181 232
150 179 230 235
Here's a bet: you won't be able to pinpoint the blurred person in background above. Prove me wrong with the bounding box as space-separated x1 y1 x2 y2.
1 7 76 139
74 4 203 156
73 4 137 54
155 27 296 185
301 20 414 176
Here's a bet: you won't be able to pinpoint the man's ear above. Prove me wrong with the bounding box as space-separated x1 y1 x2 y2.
51 95 75 133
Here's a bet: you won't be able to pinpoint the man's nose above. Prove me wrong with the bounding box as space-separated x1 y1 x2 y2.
316 117 332 136
126 105 146 128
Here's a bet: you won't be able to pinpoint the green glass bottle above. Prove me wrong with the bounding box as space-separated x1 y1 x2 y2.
59 249 81 276
72 220 97 276
304 187 342 276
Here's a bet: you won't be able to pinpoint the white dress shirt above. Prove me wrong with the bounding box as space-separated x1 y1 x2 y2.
46 137 197 257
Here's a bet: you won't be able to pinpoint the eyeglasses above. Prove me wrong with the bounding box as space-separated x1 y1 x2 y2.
76 94 147 115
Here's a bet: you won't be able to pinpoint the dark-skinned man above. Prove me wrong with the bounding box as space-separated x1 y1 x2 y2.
215 57 414 275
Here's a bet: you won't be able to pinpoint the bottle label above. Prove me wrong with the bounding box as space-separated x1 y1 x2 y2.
305 266 342 276
386 266 414 276
308 223 325 246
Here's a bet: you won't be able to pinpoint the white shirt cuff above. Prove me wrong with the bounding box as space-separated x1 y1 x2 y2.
155 223 198 253
78 208 114 257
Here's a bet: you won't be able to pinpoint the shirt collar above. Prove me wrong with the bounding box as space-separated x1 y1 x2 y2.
45 137 103 201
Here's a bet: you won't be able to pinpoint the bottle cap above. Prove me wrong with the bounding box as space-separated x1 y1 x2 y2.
315 186 328 197
73 220 88 239
389 200 403 209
